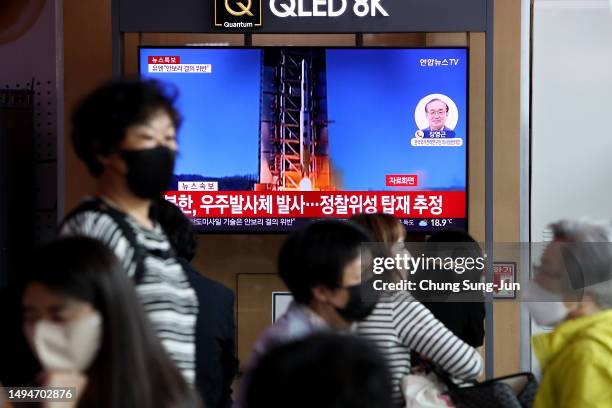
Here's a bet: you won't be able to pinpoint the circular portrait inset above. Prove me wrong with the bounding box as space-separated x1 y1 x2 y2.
414 94 459 132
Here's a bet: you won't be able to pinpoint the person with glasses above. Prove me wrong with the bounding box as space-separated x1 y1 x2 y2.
418 98 456 138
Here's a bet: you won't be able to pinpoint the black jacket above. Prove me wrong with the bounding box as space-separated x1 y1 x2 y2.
421 301 485 348
179 259 239 408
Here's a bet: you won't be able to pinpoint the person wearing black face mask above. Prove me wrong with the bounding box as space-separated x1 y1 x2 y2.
120 145 176 200
234 220 379 408
58 79 200 389
335 280 380 322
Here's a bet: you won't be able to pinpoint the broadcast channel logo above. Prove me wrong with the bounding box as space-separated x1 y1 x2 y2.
215 0 263 28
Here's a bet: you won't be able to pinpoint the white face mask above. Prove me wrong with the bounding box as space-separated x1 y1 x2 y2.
524 282 568 327
33 312 103 372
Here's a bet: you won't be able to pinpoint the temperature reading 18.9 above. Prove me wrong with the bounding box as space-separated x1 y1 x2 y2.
431 219 452 227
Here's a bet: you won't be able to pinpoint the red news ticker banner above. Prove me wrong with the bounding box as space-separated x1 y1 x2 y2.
164 191 466 218
148 56 181 64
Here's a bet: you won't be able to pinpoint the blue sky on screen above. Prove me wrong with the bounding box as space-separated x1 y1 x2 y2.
325 48 467 190
140 48 261 178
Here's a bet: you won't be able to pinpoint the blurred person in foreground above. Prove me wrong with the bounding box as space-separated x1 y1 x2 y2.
250 220 378 359
235 220 379 407
525 220 612 407
156 199 238 408
253 220 375 359
351 214 483 407
22 237 200 408
244 333 394 408
60 79 199 384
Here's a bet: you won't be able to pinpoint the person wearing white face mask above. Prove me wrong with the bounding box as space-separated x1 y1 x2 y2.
526 220 612 408
21 237 201 408
522 280 569 328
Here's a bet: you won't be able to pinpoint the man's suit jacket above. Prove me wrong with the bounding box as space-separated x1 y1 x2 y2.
421 126 456 138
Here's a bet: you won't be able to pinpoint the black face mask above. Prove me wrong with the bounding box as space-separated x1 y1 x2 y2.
334 281 379 322
120 146 175 200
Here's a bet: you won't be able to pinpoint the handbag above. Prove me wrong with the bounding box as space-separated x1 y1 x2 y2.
428 363 538 408
402 372 455 408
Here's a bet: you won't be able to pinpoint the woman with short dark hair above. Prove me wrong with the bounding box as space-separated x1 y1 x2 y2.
60 79 198 384
22 237 200 408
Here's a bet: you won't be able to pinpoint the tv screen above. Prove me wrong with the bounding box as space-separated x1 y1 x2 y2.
140 47 468 232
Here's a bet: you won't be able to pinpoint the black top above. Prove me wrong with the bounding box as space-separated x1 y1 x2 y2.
420 301 485 348
178 258 238 408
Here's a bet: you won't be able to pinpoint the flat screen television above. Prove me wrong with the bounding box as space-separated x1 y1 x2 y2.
140 47 468 233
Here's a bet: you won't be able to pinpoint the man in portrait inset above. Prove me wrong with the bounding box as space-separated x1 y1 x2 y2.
420 98 455 138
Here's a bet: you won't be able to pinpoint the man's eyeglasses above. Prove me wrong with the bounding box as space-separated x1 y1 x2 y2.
427 110 447 116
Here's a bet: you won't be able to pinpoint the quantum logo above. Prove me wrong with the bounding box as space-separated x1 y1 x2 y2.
215 0 262 28
225 0 254 16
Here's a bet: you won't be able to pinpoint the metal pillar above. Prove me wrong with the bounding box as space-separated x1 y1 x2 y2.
484 0 495 380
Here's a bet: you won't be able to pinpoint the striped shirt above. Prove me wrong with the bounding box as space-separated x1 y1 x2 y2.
60 201 198 384
357 291 483 406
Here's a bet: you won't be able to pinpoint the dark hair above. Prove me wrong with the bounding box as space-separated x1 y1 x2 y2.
427 229 476 245
424 98 449 113
278 220 372 304
245 333 394 408
154 199 198 261
26 237 199 408
426 229 483 274
71 78 181 176
417 229 484 301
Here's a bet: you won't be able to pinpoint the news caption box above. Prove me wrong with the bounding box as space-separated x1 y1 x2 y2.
163 191 465 218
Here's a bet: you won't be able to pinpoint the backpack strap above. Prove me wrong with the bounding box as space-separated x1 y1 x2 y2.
61 198 148 283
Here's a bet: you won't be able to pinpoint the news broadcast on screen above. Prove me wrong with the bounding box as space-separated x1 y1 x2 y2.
140 47 468 232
